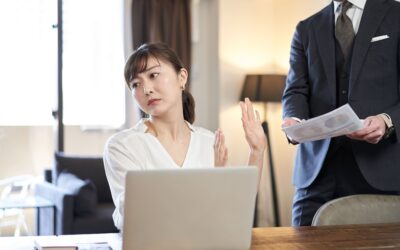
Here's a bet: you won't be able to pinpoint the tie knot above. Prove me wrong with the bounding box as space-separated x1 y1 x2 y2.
341 1 352 14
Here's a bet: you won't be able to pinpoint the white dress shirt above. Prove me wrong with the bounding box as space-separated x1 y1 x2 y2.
103 119 215 229
334 0 366 34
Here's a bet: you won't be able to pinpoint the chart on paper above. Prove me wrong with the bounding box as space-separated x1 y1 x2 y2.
283 104 363 143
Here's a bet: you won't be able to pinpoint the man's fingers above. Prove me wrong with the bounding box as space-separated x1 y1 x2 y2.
282 118 300 128
364 129 384 143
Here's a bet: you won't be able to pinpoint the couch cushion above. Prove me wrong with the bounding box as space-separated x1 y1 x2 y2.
54 152 112 203
72 203 119 234
57 170 97 216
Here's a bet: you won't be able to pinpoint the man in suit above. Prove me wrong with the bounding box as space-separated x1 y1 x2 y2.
282 0 400 226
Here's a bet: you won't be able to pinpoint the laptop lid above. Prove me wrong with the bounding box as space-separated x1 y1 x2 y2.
122 166 258 250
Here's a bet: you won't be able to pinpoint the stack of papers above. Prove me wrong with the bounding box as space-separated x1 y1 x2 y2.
283 104 363 143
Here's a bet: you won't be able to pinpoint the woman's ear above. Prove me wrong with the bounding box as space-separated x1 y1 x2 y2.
179 68 188 88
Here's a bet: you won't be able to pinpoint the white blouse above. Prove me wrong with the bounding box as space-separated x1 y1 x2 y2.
103 119 215 229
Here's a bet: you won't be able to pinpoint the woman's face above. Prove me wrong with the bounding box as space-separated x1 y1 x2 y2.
129 57 187 118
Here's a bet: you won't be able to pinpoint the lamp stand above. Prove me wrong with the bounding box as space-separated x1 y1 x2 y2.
262 120 281 227
261 106 280 227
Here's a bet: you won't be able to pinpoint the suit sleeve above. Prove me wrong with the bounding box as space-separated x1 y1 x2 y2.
381 11 400 142
282 21 311 120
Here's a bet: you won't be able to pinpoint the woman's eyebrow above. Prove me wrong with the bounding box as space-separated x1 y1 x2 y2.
143 64 161 72
131 64 161 81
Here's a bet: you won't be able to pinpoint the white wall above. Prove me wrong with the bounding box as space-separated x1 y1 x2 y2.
218 0 275 226
0 126 114 180
191 0 219 131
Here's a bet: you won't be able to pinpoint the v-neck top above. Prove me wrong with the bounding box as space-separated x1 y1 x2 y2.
103 119 215 229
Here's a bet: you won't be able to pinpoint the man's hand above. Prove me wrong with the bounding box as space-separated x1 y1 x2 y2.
282 118 301 144
347 115 386 144
282 117 301 128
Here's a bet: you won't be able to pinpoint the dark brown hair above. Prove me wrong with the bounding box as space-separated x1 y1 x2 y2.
124 43 195 124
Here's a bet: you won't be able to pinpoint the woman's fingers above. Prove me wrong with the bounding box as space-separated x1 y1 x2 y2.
255 109 261 123
240 101 247 122
214 129 228 167
241 97 257 122
240 98 266 153
245 97 256 121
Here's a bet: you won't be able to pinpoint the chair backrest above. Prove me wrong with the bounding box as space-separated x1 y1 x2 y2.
0 175 35 201
54 152 112 203
312 194 400 226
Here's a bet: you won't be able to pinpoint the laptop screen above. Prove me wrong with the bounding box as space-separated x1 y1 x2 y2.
122 166 258 250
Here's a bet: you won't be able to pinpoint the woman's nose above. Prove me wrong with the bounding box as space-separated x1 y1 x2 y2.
142 81 153 95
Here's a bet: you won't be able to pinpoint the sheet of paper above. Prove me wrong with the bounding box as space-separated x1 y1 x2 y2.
283 104 363 143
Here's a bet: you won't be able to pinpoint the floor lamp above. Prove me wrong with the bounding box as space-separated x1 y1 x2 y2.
240 74 286 227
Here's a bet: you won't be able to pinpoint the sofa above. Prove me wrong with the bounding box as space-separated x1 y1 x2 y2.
35 152 118 235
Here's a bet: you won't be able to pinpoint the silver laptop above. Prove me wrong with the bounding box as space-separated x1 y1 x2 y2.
122 167 258 250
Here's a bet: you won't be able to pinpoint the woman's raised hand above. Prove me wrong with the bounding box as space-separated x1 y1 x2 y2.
240 98 266 154
214 129 228 167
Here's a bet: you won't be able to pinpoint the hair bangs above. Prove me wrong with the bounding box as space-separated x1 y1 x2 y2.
124 50 150 87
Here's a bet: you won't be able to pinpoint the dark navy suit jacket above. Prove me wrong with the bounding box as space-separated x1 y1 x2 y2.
282 0 400 190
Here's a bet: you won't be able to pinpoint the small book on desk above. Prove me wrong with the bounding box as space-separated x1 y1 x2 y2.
34 237 112 250
34 237 77 250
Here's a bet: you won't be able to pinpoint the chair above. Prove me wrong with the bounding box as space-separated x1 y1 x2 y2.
35 152 118 235
312 194 400 226
0 175 35 236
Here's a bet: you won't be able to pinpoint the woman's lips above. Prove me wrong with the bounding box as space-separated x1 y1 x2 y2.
147 99 160 106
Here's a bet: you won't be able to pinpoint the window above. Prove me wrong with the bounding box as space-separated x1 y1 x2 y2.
0 0 57 125
0 0 125 127
63 0 125 126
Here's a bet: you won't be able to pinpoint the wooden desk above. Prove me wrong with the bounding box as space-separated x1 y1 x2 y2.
1 223 399 249
251 223 400 249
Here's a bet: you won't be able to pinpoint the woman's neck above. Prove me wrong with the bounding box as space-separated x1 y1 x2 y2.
146 116 189 140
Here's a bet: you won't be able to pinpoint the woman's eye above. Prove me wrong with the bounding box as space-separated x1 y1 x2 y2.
131 82 140 89
150 73 159 79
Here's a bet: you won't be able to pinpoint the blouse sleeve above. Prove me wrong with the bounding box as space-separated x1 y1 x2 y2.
103 137 143 230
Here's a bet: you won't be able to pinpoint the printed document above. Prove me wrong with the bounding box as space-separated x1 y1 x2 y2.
283 104 363 143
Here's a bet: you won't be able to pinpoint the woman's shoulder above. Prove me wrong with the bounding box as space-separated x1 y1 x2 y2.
106 119 148 147
190 124 215 139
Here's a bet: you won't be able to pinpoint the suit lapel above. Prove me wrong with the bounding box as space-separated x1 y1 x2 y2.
313 3 336 106
349 0 390 91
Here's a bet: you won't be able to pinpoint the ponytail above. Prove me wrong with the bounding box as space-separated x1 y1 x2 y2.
182 89 195 124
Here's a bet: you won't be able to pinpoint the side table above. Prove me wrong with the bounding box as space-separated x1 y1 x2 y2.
0 196 56 235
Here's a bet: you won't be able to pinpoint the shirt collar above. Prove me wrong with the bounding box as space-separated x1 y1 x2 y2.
334 0 366 13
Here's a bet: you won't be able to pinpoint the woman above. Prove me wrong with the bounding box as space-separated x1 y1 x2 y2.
104 42 266 230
